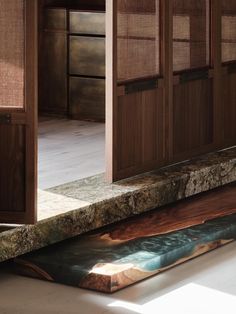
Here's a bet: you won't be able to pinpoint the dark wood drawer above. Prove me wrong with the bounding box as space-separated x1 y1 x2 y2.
44 8 67 31
69 77 105 121
69 11 105 36
69 36 105 77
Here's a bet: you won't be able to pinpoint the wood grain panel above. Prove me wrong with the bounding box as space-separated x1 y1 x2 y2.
173 79 213 157
0 125 25 212
223 72 236 144
116 88 166 178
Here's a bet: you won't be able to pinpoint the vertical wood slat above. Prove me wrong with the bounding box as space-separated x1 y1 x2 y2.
25 0 38 223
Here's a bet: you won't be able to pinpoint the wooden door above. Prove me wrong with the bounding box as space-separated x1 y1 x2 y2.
106 0 232 182
172 0 214 160
0 0 37 224
106 0 168 181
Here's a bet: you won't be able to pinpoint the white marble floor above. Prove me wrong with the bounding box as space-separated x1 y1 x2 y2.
38 117 105 189
1 242 236 314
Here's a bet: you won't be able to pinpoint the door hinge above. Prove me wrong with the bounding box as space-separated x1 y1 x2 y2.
0 114 11 124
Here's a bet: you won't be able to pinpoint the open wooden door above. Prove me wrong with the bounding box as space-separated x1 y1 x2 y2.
106 0 168 182
0 0 37 224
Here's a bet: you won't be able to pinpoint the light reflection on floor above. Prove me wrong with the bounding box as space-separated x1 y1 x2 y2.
108 283 236 314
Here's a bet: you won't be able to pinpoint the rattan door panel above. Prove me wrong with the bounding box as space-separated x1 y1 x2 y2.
222 1 236 63
0 0 25 108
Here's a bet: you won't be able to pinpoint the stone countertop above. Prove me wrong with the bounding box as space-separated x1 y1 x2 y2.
0 147 236 263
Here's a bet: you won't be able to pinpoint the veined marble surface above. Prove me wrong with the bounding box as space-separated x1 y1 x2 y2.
0 147 236 263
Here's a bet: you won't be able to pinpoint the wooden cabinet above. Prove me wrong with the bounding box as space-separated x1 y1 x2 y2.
69 11 105 35
68 10 105 121
69 36 105 77
39 6 105 121
69 77 105 121
39 8 68 116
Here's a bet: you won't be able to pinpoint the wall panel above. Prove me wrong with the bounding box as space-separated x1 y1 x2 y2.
116 88 165 178
222 71 236 144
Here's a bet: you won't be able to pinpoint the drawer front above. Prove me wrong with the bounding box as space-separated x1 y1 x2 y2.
44 8 67 31
69 36 105 77
70 11 105 35
69 77 105 121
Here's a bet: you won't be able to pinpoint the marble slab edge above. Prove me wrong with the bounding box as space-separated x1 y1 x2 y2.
0 147 236 263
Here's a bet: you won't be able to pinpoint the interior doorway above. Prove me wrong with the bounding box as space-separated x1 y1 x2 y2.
38 1 106 190
37 0 106 217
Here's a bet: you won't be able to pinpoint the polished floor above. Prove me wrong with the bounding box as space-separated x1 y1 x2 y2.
0 242 236 313
38 117 105 189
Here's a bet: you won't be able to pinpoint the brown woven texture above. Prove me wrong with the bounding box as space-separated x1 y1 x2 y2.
222 1 236 63
0 0 24 108
117 0 160 82
173 0 210 72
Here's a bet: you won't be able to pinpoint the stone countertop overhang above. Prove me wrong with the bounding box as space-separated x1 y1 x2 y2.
0 147 236 263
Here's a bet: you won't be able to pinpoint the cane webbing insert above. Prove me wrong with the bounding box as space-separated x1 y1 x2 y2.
222 1 236 63
117 0 160 82
0 0 25 108
173 0 210 72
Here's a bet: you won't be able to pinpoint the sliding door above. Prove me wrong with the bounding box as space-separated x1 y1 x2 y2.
106 0 167 181
172 0 214 159
0 0 37 223
107 0 236 182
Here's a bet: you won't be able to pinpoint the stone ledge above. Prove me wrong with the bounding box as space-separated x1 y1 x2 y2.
0 146 236 263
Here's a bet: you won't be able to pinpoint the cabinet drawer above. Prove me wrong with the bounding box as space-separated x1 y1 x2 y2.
69 77 105 121
69 36 105 77
69 11 105 36
44 8 67 31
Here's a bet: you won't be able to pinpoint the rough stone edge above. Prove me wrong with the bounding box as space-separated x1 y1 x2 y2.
0 149 236 263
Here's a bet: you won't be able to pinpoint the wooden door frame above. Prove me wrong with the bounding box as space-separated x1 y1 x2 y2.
105 0 117 182
25 0 38 223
